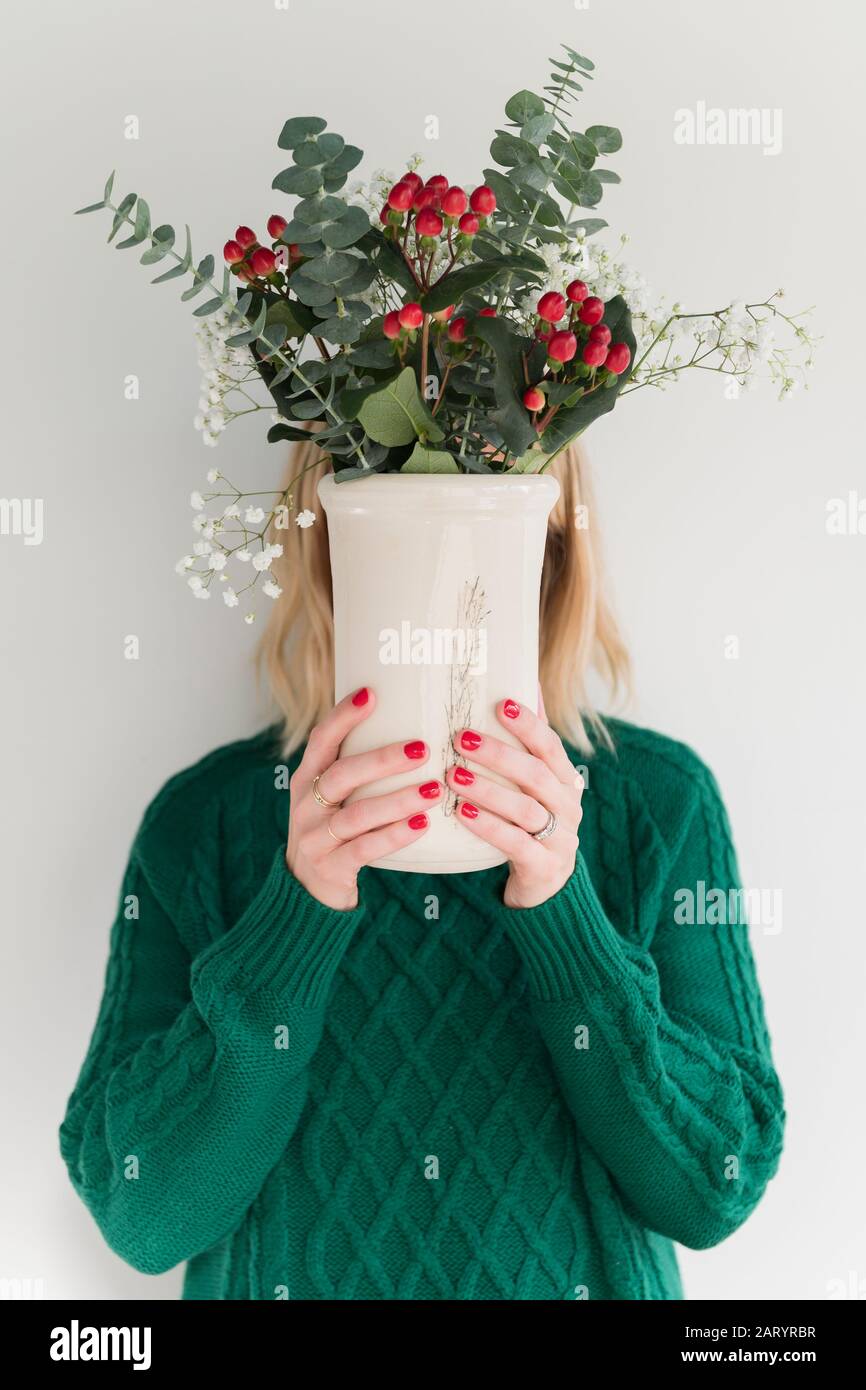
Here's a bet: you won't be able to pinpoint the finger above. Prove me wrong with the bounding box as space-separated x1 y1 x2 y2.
328 812 430 874
309 780 441 854
295 686 376 787
497 698 577 787
453 727 567 811
315 738 429 807
455 800 548 874
445 766 549 835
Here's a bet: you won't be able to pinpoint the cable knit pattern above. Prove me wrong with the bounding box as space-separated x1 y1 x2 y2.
59 718 784 1299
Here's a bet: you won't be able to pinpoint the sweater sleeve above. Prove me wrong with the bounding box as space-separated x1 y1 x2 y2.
498 771 785 1251
59 842 364 1275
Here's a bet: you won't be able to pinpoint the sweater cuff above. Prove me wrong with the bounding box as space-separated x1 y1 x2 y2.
191 846 365 1010
499 854 639 1003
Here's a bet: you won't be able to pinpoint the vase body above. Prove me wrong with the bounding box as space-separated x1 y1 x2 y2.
316 472 560 873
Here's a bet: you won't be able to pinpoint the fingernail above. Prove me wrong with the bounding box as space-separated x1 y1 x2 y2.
460 802 479 819
351 687 369 706
419 781 441 799
404 740 427 759
460 730 482 750
503 699 520 719
453 766 474 786
408 813 428 830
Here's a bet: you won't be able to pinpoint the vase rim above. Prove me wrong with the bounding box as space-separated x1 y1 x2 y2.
318 471 560 510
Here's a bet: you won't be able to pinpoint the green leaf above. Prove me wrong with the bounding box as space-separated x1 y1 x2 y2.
193 295 224 317
490 131 543 168
504 90 546 124
272 164 324 197
294 133 346 168
302 248 362 284
257 322 288 355
338 371 401 420
288 271 338 307
421 255 544 313
585 125 622 154
226 301 267 346
365 229 418 295
107 193 136 243
320 205 369 249
357 366 444 446
480 168 526 215
152 225 191 283
564 48 595 72
400 444 459 474
267 422 315 443
569 217 607 237
277 116 327 149
75 198 106 215
310 313 364 345
116 197 151 249
266 297 316 338
470 315 538 456
508 446 550 474
595 169 620 184
521 113 555 146
140 224 175 264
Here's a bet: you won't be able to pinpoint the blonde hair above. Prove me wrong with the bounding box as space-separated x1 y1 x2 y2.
258 439 631 756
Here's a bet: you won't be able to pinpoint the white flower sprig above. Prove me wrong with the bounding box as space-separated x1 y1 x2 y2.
176 464 317 622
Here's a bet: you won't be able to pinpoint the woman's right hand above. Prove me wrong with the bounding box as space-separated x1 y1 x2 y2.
286 686 438 911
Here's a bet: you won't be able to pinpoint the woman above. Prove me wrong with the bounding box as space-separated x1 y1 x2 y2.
60 440 785 1300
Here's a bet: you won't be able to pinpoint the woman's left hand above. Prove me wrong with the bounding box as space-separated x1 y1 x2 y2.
447 692 585 909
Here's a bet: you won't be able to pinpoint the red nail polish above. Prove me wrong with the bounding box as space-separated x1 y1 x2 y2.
408 813 428 830
503 699 520 719
453 766 474 786
460 730 482 750
351 687 369 706
404 740 426 759
460 802 479 819
419 781 440 799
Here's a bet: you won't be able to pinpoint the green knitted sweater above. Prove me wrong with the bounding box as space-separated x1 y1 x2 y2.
60 718 784 1300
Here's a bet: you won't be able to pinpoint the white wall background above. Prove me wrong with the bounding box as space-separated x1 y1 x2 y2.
1 0 863 1301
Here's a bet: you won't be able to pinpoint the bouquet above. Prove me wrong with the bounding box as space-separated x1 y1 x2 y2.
77 44 815 615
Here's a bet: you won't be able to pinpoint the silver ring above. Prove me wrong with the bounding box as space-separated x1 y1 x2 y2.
532 809 557 842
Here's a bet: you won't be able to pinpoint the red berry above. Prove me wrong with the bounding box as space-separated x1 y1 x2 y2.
441 186 468 217
582 339 608 367
589 324 612 346
235 226 257 250
469 185 496 215
379 203 391 224
249 247 277 277
566 279 588 303
267 214 287 240
413 186 441 211
523 386 545 412
398 302 424 331
401 171 424 190
223 240 244 264
383 311 402 340
388 182 415 211
236 265 254 284
432 304 455 322
548 330 578 363
288 243 301 259
447 316 468 342
478 307 497 317
604 342 631 375
537 291 567 323
458 212 479 236
425 174 449 192
578 296 605 325
416 208 444 237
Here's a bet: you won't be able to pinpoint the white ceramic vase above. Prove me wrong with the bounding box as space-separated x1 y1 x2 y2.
316 471 560 873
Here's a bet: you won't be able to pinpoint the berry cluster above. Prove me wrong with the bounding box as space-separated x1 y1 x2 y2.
222 216 301 284
381 172 497 245
521 279 631 421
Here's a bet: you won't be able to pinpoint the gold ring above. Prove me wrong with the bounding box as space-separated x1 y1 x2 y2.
327 821 344 842
312 774 341 809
